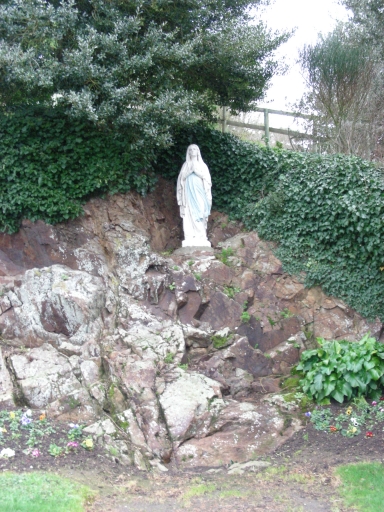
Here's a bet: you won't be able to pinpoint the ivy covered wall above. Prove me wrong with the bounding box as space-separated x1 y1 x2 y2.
1 113 383 321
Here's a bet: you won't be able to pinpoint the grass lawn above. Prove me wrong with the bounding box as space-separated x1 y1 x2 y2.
0 471 95 512
337 462 384 512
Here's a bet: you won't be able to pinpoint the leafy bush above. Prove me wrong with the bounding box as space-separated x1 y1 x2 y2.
223 285 241 298
164 353 174 364
0 107 157 233
297 334 384 403
240 311 251 323
211 334 232 349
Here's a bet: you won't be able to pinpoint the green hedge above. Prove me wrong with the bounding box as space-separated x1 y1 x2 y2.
156 125 384 321
0 107 157 233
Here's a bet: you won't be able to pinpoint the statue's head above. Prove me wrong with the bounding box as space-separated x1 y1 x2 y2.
186 144 201 162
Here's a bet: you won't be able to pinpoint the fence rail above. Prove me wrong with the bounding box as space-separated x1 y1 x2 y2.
220 107 313 146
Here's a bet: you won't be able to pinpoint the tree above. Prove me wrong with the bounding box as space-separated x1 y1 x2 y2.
341 0 384 54
296 26 384 158
0 0 288 149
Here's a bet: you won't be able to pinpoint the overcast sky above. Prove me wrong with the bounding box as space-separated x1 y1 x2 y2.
256 0 350 110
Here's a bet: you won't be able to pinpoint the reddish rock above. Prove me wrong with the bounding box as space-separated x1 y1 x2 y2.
274 276 306 301
202 261 236 286
200 291 243 330
178 291 202 325
237 315 303 353
0 176 382 471
175 400 301 467
251 377 281 394
223 337 273 377
208 213 243 248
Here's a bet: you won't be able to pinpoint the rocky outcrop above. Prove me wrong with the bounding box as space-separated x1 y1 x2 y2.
0 178 381 469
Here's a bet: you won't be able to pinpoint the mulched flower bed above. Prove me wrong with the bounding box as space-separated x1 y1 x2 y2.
0 408 109 473
273 400 384 472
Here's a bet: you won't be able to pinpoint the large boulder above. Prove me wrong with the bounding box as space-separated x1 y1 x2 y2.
9 344 82 408
176 400 301 467
1 266 105 346
158 370 222 445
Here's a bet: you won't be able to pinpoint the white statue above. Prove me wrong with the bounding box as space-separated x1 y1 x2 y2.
177 144 212 247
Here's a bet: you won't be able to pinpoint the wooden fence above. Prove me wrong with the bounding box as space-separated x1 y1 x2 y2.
220 106 313 147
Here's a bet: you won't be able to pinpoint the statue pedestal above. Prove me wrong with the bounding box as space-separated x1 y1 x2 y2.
182 238 211 248
173 246 214 256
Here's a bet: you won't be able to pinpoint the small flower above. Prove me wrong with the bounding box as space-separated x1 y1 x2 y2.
372 401 378 406
9 412 15 420
304 412 311 418
351 427 357 434
366 431 374 438
31 449 41 457
346 407 353 415
25 410 32 417
0 428 7 434
350 417 359 427
68 423 79 429
67 441 79 449
380 397 384 401
39 413 46 421
329 425 337 432
0 448 15 459
82 438 93 449
20 415 32 426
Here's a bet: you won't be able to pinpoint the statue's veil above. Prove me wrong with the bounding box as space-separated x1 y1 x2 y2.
185 144 206 168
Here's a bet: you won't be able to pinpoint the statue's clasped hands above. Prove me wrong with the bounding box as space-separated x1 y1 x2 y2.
184 167 203 179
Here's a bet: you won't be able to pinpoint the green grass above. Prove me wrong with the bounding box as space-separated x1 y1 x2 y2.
0 472 95 512
183 483 216 501
337 463 384 512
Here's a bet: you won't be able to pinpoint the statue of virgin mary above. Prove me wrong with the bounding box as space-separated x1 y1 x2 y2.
177 144 212 247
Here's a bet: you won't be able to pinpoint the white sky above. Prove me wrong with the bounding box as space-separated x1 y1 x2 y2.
256 0 350 110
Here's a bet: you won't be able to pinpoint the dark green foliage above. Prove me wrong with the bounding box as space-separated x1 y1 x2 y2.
342 0 384 55
0 108 157 232
250 152 384 320
0 0 287 145
297 26 379 158
297 335 384 403
212 334 232 349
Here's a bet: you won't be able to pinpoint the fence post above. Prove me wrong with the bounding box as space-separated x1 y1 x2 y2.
312 120 318 153
222 106 227 133
264 109 270 147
